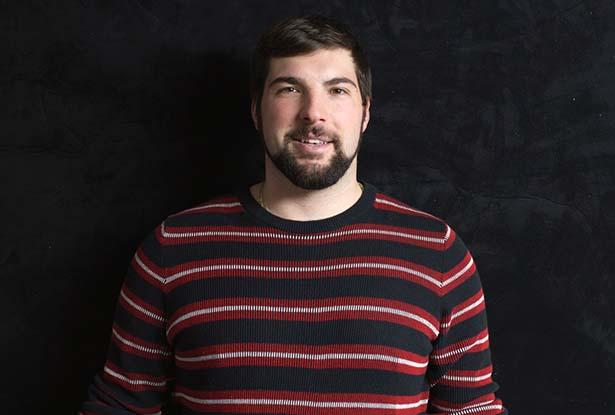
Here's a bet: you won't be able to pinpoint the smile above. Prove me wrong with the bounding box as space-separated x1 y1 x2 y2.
294 138 330 145
291 138 333 154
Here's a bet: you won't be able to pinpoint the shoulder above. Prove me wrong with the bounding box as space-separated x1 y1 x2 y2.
371 189 455 247
372 190 479 291
161 192 246 231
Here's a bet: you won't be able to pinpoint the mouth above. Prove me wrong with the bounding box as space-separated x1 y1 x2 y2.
293 138 331 145
290 136 333 155
291 133 334 146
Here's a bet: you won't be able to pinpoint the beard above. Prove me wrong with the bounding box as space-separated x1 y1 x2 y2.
259 111 365 190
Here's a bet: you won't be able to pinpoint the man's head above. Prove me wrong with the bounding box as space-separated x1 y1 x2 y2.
250 16 372 116
250 16 372 190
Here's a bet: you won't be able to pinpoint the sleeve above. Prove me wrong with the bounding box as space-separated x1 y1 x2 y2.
79 223 174 415
426 227 507 415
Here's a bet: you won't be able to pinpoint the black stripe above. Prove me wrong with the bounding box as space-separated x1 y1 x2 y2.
175 366 430 395
173 319 433 356
167 275 440 314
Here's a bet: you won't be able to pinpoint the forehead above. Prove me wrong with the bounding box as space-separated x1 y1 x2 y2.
266 48 357 83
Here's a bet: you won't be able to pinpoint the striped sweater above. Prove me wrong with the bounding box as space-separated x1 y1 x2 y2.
80 182 506 415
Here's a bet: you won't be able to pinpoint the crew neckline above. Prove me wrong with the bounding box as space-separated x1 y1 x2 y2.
238 181 376 234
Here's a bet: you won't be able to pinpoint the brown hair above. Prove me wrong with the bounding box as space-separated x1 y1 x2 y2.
250 15 372 114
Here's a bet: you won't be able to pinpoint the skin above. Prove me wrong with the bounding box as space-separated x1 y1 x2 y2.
250 48 371 221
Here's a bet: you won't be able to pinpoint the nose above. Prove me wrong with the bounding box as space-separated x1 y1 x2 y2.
299 90 327 124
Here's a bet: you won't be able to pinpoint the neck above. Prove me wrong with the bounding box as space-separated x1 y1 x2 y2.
250 162 363 221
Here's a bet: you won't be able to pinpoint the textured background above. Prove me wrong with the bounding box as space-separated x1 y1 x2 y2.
2 1 614 413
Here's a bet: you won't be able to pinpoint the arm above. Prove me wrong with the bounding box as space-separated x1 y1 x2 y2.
80 223 174 415
427 227 506 415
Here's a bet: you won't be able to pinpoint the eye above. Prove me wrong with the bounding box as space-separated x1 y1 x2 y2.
277 86 300 94
330 87 349 95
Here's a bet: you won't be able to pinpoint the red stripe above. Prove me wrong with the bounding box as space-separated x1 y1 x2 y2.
118 286 165 327
175 342 428 375
431 328 490 364
167 297 439 342
167 197 244 217
441 251 476 294
93 378 164 414
433 401 504 415
430 393 496 410
170 296 439 326
431 394 504 414
132 246 165 289
173 387 429 415
111 323 169 359
441 365 493 387
442 289 486 333
182 205 244 215
160 223 450 250
102 361 167 393
373 194 437 219
164 256 442 293
372 196 456 250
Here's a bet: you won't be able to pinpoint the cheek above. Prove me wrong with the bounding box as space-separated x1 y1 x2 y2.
262 101 297 133
335 106 364 136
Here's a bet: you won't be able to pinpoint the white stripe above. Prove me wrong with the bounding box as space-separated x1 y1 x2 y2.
134 252 166 284
103 366 166 387
112 328 171 356
444 224 451 240
449 404 503 415
442 295 485 328
175 350 428 368
173 392 429 409
375 197 429 215
162 226 448 245
167 304 439 337
442 371 492 382
375 197 449 229
432 398 495 412
164 261 441 287
120 289 167 323
175 202 242 215
441 256 474 287
431 334 489 360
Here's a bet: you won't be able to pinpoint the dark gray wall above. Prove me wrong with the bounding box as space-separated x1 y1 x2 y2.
2 1 614 413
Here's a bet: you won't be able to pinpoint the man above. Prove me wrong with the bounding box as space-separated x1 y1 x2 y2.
81 15 506 415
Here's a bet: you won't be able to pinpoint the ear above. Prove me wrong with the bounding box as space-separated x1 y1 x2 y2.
361 98 371 133
251 99 259 131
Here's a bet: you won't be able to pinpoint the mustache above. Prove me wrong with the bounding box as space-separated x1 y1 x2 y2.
286 125 339 143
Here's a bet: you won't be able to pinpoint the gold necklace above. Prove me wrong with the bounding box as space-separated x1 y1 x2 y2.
257 182 364 211
257 182 267 210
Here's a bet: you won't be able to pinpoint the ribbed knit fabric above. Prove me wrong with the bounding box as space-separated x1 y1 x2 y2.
80 182 506 415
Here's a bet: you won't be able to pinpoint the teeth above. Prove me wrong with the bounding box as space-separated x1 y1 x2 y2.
301 139 326 144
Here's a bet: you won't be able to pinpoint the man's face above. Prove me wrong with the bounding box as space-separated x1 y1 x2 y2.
252 48 370 190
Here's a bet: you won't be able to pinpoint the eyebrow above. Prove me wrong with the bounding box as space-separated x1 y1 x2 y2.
324 77 358 89
269 76 358 89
